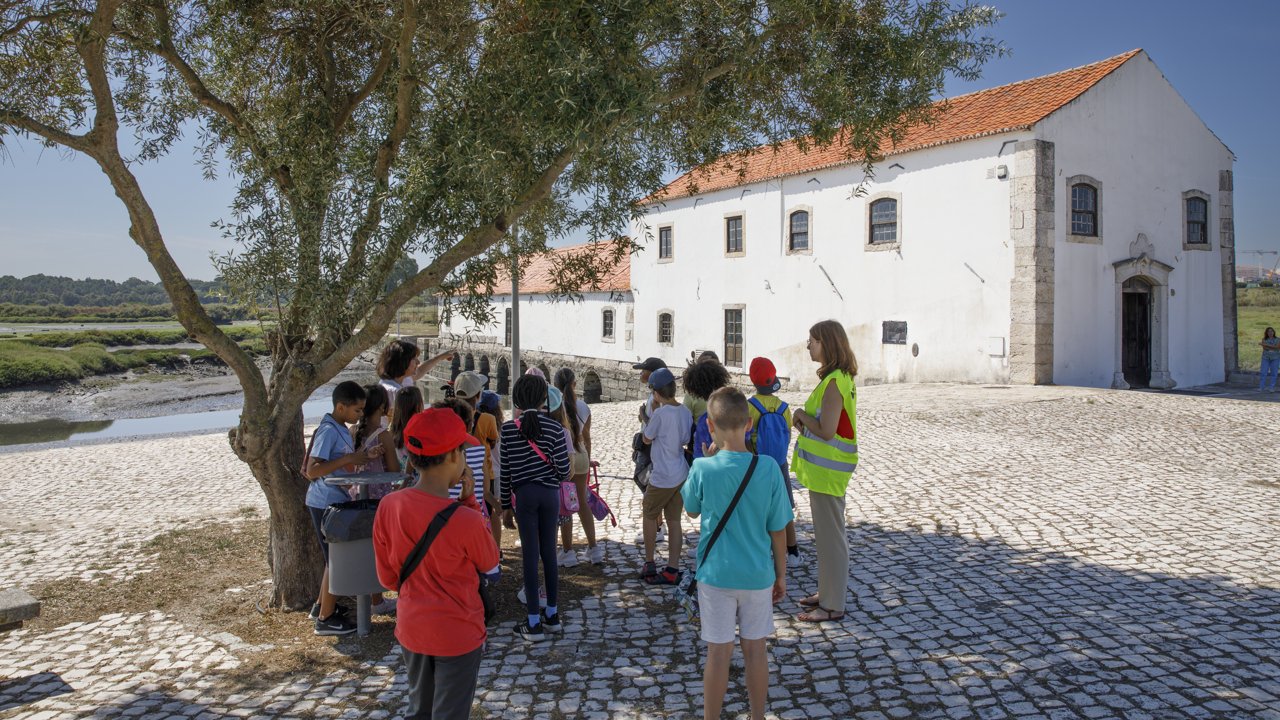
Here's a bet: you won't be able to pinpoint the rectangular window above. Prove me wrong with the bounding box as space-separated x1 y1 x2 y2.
725 216 743 254
504 308 513 347
658 313 673 344
1186 197 1208 244
659 226 673 259
602 309 615 339
870 199 898 243
724 308 744 367
789 211 809 252
1071 184 1098 236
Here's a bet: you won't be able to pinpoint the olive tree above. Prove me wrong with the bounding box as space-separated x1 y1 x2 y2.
0 0 999 607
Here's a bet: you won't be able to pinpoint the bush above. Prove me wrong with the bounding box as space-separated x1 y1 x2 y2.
18 325 264 348
0 335 268 388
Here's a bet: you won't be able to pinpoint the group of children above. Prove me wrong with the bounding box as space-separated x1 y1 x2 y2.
303 338 803 719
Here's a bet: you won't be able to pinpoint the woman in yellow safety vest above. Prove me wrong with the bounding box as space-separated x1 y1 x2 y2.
791 320 858 622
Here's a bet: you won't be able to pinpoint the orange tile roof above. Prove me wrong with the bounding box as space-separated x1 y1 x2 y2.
648 50 1143 203
492 239 631 296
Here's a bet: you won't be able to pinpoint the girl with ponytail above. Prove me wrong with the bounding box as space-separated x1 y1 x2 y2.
500 374 572 641
554 368 600 566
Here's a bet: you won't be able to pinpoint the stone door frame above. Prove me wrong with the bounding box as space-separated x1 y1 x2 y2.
1111 250 1174 390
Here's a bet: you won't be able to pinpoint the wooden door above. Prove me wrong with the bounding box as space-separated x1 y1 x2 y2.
1122 290 1151 388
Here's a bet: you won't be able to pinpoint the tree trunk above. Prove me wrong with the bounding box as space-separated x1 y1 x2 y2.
241 408 325 610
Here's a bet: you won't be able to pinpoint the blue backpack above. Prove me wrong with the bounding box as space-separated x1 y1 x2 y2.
692 412 714 460
748 397 791 469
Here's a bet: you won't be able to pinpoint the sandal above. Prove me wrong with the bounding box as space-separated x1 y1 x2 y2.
798 594 821 608
797 607 845 623
638 561 657 582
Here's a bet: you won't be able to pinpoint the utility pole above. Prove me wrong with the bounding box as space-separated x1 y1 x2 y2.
511 224 521 384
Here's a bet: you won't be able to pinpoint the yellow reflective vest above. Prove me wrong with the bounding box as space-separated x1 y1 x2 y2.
792 370 858 496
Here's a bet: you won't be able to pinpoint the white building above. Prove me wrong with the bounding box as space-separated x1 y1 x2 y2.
446 50 1237 391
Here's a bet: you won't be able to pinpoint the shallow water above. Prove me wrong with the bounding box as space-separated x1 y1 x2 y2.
0 398 332 446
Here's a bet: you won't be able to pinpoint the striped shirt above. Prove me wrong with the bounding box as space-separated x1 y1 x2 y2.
499 413 571 508
449 445 489 504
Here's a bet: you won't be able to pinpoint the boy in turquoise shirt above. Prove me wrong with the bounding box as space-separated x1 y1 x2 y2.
682 386 793 720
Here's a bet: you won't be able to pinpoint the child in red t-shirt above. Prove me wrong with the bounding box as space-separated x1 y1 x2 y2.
374 408 501 720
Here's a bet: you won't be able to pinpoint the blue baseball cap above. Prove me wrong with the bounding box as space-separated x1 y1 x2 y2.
547 386 564 412
647 367 676 390
479 390 501 412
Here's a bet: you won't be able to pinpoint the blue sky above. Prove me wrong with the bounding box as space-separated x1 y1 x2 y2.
1 0 1276 282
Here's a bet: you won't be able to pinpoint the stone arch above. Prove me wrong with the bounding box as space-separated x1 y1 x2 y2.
449 354 462 381
537 361 551 379
496 357 510 395
1112 236 1174 389
519 360 529 376
479 355 491 381
464 353 475 372
583 370 603 404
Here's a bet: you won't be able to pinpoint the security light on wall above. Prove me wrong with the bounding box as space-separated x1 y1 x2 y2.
996 165 1008 179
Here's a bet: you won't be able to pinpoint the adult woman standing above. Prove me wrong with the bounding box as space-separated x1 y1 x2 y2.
554 368 601 565
1259 327 1279 392
375 339 454 409
791 320 859 623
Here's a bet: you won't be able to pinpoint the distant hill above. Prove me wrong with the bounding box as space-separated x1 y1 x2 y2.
0 274 226 307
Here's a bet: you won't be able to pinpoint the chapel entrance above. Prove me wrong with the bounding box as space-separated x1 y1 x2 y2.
1121 277 1152 388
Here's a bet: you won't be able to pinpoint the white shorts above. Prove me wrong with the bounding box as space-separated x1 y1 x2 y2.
698 582 775 644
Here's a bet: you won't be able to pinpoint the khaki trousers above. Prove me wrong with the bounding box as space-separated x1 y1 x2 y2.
808 489 849 613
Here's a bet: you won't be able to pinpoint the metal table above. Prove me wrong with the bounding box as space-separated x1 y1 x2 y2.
325 471 403 636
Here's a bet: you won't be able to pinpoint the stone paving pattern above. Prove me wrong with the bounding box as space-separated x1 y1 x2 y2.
1 383 1278 719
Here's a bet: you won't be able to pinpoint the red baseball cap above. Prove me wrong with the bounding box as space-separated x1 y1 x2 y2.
403 407 481 456
749 357 781 392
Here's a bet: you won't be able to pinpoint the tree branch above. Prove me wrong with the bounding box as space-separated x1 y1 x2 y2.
334 35 395 135
312 143 579 383
74 0 270 445
0 108 94 153
0 9 88 44
335 0 418 291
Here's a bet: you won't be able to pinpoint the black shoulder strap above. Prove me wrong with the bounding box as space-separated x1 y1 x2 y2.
399 502 462 588
696 455 759 569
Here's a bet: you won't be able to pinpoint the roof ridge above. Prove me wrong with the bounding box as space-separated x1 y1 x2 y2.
939 49 1141 104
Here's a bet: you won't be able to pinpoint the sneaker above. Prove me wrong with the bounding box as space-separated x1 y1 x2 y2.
541 611 564 634
314 612 357 636
635 527 666 545
516 585 548 609
515 620 549 642
588 545 605 565
371 598 398 616
645 567 681 586
308 602 351 620
787 552 803 569
559 549 580 568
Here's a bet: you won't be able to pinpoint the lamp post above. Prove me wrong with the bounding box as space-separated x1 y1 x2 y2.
511 224 521 385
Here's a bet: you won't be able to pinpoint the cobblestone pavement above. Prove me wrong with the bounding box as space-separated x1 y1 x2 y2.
2 383 1278 719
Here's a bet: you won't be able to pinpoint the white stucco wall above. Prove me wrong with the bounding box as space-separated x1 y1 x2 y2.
629 135 1023 386
1039 53 1234 388
439 291 637 364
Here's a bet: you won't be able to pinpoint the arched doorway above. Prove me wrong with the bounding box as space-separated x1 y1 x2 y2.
583 370 603 403
464 353 475 372
496 357 510 394
449 354 462 381
1121 277 1152 388
479 355 491 383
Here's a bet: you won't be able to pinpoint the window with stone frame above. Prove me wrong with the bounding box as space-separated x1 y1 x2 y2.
504 308 512 347
1185 196 1208 245
1071 183 1098 236
658 312 673 345
658 225 673 260
869 198 898 243
788 210 809 252
723 308 744 367
602 308 615 340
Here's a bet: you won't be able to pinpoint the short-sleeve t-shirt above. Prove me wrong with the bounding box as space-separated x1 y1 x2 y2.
373 491 499 657
305 415 358 509
380 377 415 409
683 395 708 425
1263 337 1280 360
643 403 694 489
682 451 794 590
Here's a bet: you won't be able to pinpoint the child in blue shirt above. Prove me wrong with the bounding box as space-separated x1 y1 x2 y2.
303 381 382 636
682 386 793 720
